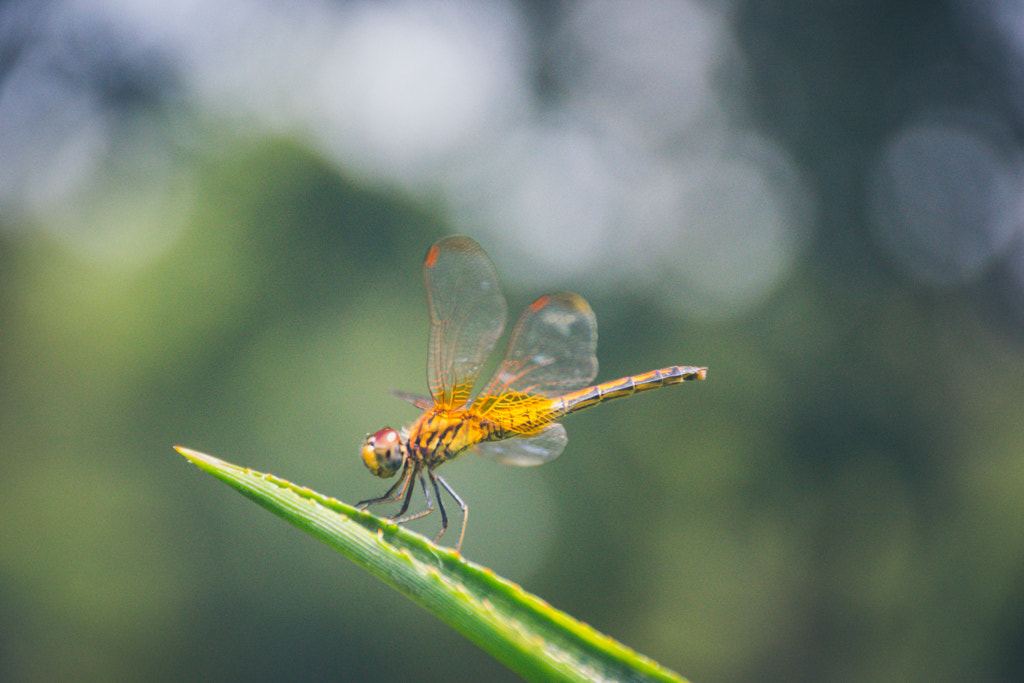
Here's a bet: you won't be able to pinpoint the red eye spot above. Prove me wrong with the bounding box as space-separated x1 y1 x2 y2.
425 245 440 268
529 295 550 312
374 427 398 443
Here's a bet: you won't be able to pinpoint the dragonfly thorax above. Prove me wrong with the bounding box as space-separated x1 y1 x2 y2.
407 408 497 468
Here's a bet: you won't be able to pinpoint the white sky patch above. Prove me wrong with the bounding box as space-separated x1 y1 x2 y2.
658 140 813 320
867 118 1024 287
311 0 530 187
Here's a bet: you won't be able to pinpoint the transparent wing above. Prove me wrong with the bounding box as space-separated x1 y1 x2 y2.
424 236 507 409
390 389 434 411
474 423 568 466
476 292 598 403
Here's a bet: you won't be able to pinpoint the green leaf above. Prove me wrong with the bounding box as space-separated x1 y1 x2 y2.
175 446 689 683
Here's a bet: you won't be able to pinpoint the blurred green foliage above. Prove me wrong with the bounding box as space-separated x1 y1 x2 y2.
2 137 1023 682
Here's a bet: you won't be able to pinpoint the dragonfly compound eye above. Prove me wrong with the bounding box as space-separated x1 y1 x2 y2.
361 427 405 478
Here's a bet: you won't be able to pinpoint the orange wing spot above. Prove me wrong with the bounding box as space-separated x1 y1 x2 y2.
529 295 550 312
424 244 441 268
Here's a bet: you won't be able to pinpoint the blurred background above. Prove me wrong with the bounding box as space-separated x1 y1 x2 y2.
2 0 1024 680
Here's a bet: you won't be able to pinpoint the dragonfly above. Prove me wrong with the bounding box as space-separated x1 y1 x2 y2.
358 235 706 551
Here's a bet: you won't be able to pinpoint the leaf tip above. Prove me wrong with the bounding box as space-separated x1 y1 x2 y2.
174 445 219 467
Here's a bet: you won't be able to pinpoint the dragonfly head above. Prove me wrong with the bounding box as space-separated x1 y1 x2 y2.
361 427 406 478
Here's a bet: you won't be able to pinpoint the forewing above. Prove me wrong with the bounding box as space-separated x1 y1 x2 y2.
477 292 598 403
474 423 568 466
424 236 507 409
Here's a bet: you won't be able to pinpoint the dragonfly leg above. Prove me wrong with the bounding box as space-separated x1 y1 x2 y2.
356 462 412 508
391 466 421 518
394 469 435 524
427 471 449 544
363 466 466 552
434 474 467 553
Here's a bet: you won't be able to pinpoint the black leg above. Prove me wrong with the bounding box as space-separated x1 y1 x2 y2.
394 470 435 524
357 462 412 508
428 471 449 543
362 466 468 552
392 465 420 518
434 474 467 553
